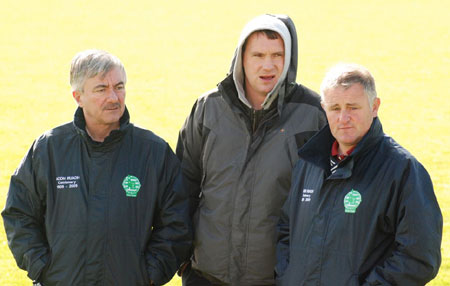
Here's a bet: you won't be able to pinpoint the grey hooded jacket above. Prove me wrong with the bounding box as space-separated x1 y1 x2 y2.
176 14 327 285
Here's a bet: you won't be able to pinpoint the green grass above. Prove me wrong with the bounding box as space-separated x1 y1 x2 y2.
1 0 449 285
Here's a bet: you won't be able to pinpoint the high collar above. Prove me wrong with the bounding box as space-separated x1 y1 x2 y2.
73 106 131 152
299 117 384 173
219 73 296 118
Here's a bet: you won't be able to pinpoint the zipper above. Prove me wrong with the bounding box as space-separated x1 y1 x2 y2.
252 109 257 134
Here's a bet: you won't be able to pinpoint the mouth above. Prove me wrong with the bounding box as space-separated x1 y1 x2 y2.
259 75 275 81
338 126 353 130
104 104 121 111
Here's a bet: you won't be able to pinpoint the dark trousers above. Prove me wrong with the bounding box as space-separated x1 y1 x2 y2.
182 265 275 286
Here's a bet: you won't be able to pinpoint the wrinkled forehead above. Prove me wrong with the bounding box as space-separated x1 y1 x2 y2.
322 83 368 104
84 66 126 87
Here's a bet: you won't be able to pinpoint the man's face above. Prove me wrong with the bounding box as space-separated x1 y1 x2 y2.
243 32 285 100
322 83 380 153
73 66 126 129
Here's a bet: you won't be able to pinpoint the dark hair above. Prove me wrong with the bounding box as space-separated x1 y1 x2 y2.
242 30 280 53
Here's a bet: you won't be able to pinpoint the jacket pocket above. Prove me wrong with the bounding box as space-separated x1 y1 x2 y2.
199 132 216 188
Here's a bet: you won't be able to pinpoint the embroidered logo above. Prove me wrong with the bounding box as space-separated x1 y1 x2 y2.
301 189 314 202
344 189 362 213
122 175 141 197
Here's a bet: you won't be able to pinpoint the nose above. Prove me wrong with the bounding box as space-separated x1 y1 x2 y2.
105 88 119 102
262 57 275 70
338 110 350 122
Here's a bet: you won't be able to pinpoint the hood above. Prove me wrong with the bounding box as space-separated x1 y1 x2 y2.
230 14 298 110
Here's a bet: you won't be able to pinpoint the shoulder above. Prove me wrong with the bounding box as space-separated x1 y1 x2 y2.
130 125 169 149
34 122 75 148
16 122 76 167
379 135 430 177
282 84 327 131
198 87 221 102
194 87 224 113
381 135 416 162
185 87 227 128
288 83 323 109
129 125 180 171
42 121 74 138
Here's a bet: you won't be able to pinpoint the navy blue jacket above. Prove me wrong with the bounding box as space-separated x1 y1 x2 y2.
2 108 192 285
276 117 442 286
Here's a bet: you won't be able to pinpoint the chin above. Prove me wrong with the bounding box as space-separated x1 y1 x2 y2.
259 87 275 95
103 116 121 125
336 136 356 145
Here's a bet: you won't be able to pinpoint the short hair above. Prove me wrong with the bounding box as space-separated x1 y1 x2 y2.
320 63 377 107
242 29 281 53
70 49 126 92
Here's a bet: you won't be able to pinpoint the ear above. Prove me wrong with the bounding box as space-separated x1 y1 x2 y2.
371 97 380 117
72 90 83 107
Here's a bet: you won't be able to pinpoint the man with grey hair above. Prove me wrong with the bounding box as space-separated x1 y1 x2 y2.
2 49 192 285
177 14 326 285
276 63 442 285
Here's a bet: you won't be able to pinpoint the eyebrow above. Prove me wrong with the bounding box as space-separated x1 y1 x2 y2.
93 84 108 90
250 50 284 55
93 81 124 90
326 102 360 108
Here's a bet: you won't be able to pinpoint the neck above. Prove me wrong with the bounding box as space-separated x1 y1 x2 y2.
338 144 354 155
85 122 120 142
245 88 266 111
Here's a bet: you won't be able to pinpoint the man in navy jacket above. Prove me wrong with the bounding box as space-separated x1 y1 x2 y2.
2 50 192 285
276 63 442 285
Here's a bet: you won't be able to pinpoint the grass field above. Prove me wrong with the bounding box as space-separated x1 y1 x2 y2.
0 0 448 285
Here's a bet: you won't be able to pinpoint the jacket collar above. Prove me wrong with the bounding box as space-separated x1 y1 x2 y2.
219 73 296 118
73 106 131 151
298 117 384 176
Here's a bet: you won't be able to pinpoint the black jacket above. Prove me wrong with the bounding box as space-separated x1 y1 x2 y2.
276 117 442 286
2 108 192 285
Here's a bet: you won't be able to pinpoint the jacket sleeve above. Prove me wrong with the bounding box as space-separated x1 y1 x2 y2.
364 161 443 285
1 142 50 281
176 99 204 217
146 145 193 285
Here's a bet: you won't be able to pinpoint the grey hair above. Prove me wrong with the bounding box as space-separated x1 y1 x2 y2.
70 49 126 92
320 63 377 107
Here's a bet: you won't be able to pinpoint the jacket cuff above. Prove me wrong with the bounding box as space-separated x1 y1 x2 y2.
148 267 166 286
28 255 49 281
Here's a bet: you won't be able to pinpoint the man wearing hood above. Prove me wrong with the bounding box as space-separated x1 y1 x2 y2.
177 14 326 285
